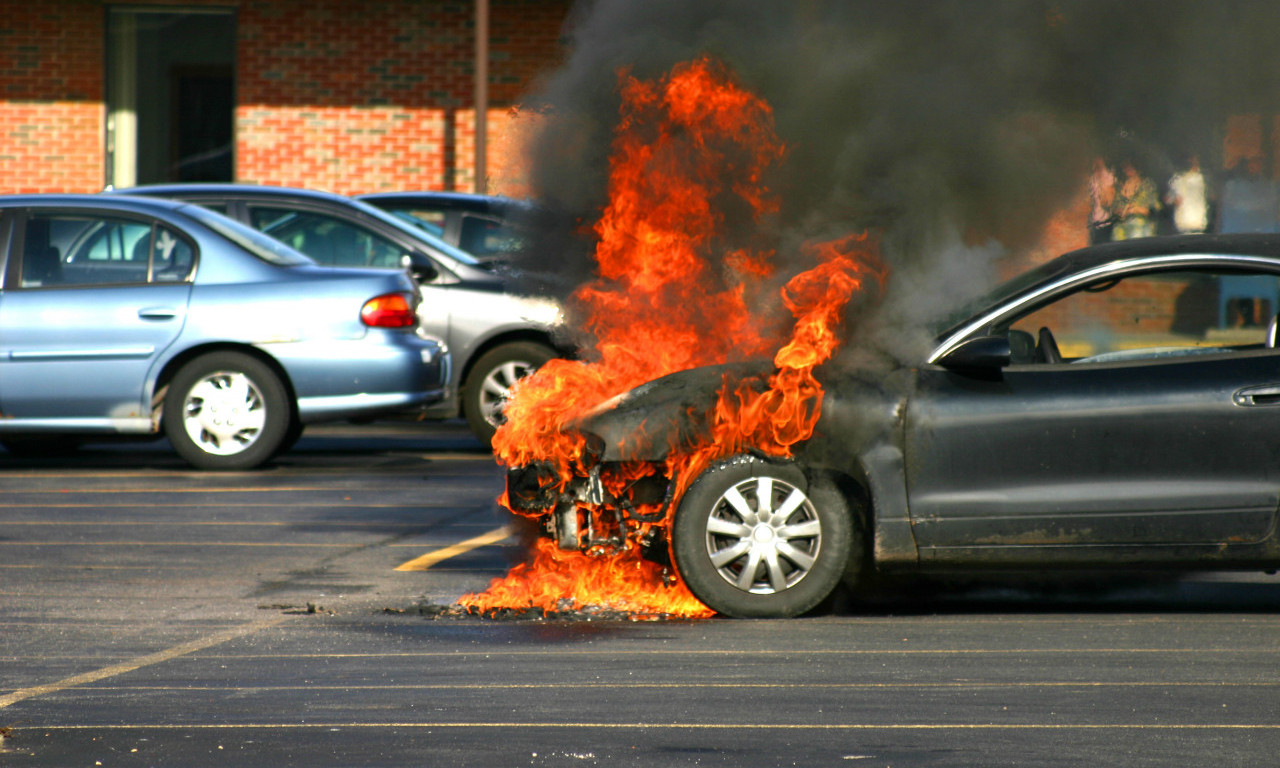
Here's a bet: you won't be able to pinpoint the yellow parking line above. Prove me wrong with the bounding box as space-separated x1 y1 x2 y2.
17 722 1280 731
394 526 511 571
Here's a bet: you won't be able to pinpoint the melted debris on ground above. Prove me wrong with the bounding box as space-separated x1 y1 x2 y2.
409 600 698 622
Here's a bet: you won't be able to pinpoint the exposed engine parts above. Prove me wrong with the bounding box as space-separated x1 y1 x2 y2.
508 459 676 557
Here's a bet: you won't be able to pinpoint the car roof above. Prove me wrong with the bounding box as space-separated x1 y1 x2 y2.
1 193 191 212
1002 233 1280 302
356 190 531 214
1056 232 1280 270
112 183 492 268
115 183 355 204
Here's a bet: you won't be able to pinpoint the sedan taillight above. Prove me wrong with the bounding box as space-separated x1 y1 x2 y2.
360 292 417 328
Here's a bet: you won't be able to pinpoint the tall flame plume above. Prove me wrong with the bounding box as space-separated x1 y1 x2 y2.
462 58 881 618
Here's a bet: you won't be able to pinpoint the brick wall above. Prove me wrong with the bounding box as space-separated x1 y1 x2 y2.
0 0 569 195
0 2 104 193
235 0 569 194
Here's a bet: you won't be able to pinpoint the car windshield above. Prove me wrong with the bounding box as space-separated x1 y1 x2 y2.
182 204 314 266
931 254 1079 339
385 209 446 238
350 199 485 267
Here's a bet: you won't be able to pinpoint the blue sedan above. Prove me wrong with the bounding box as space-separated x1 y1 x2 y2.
0 194 449 469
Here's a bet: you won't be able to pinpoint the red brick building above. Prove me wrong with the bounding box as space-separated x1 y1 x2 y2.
0 0 571 196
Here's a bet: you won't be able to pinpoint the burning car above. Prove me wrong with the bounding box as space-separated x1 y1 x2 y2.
504 233 1280 617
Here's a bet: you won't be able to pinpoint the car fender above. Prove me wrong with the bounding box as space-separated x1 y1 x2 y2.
799 367 919 566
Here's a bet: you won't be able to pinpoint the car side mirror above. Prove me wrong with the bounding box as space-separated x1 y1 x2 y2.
402 253 438 283
936 335 1011 371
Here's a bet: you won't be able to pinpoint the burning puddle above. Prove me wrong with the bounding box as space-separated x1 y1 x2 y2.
453 57 881 621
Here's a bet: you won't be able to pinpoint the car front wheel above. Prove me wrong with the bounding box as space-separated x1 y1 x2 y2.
163 352 290 470
671 455 853 618
462 341 556 446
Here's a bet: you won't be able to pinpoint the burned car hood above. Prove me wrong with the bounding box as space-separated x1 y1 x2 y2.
572 360 774 462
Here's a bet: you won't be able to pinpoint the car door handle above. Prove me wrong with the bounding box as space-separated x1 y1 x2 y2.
1233 384 1280 406
137 307 178 320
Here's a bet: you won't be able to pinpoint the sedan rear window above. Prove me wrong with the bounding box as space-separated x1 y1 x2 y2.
182 204 312 267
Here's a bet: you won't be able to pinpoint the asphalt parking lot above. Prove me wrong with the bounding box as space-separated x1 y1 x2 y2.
3 421 1280 767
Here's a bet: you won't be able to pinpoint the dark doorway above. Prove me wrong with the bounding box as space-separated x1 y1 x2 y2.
107 9 236 187
171 68 234 181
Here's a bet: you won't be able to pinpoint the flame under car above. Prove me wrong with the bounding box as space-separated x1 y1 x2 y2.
506 234 1280 618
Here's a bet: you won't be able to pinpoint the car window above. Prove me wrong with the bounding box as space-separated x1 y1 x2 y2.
458 214 526 257
1006 268 1279 364
20 213 178 287
355 202 484 266
385 208 446 238
148 226 196 281
182 203 311 267
933 255 1077 339
249 206 407 269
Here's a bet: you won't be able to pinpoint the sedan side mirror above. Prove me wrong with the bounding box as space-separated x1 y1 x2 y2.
402 253 439 283
936 335 1011 371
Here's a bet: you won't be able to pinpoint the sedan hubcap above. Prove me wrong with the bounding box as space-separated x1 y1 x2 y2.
181 372 267 456
478 360 536 428
704 476 822 594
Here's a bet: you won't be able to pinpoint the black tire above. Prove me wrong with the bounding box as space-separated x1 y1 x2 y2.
671 454 854 618
273 418 305 458
462 341 556 446
163 352 290 470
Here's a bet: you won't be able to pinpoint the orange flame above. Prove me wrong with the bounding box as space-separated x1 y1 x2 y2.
492 57 783 471
669 238 881 500
461 58 881 618
468 538 713 619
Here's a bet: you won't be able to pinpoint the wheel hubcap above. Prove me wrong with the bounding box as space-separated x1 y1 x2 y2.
478 359 535 428
181 371 267 456
704 476 822 595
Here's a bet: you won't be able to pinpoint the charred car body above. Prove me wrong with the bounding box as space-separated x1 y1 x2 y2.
508 234 1280 617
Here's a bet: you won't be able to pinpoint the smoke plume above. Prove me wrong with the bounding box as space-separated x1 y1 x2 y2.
517 0 1280 361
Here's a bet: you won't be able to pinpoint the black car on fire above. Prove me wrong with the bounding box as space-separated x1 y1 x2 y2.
507 233 1280 617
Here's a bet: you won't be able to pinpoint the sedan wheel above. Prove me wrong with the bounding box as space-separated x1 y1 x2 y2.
672 455 853 618
462 341 556 446
164 352 290 470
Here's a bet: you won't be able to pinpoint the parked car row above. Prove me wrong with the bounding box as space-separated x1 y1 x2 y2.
112 184 571 446
0 183 572 468
12 186 1280 615
0 194 449 469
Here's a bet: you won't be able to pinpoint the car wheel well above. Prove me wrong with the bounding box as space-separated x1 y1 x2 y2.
809 466 875 598
458 331 566 387
155 344 298 425
460 336 564 446
820 469 871 531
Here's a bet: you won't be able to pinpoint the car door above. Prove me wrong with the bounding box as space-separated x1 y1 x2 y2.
0 210 193 425
905 265 1280 558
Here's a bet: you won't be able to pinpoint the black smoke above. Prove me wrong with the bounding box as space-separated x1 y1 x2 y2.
517 0 1280 360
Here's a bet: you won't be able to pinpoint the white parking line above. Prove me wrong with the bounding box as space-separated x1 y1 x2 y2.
0 617 287 709
394 526 511 571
